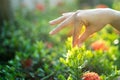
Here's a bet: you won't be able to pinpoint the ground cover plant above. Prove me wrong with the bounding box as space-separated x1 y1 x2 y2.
0 0 120 80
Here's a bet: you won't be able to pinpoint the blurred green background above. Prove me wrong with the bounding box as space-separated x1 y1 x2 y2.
0 0 120 80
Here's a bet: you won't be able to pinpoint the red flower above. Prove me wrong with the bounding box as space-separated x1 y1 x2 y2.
36 3 45 11
96 4 108 8
45 42 53 49
21 59 33 68
91 40 109 51
82 72 101 80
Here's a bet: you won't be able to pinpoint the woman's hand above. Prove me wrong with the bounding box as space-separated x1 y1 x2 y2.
49 8 120 47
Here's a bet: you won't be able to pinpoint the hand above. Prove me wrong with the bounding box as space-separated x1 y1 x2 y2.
49 8 120 47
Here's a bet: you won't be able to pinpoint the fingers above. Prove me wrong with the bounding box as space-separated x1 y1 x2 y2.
49 16 67 25
77 27 95 47
73 21 83 47
62 10 81 16
49 12 74 25
49 13 76 35
62 12 74 16
77 31 89 47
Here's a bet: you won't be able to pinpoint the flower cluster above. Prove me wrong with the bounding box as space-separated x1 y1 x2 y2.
36 3 45 11
82 72 101 80
96 4 108 8
91 40 109 51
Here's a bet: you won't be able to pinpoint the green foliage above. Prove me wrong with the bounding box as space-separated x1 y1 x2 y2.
60 37 120 80
0 7 67 79
113 0 120 10
0 0 120 80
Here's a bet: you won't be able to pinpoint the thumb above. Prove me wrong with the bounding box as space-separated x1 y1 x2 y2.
77 27 94 47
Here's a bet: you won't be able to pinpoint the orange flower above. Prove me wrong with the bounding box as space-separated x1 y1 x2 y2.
82 72 101 80
96 4 108 8
36 3 45 11
91 40 109 51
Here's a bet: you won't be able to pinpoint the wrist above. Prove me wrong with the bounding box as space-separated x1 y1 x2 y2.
111 10 120 31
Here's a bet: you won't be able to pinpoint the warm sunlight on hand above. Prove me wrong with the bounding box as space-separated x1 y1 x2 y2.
49 8 120 47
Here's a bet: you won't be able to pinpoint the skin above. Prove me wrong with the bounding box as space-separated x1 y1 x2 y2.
49 8 120 47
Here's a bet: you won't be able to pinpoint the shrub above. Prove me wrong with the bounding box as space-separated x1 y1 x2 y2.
60 37 120 80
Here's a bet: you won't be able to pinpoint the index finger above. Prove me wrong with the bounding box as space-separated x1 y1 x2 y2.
49 13 76 35
49 16 66 25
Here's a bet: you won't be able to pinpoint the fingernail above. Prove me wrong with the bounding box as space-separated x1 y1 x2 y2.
78 43 83 47
49 21 53 25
